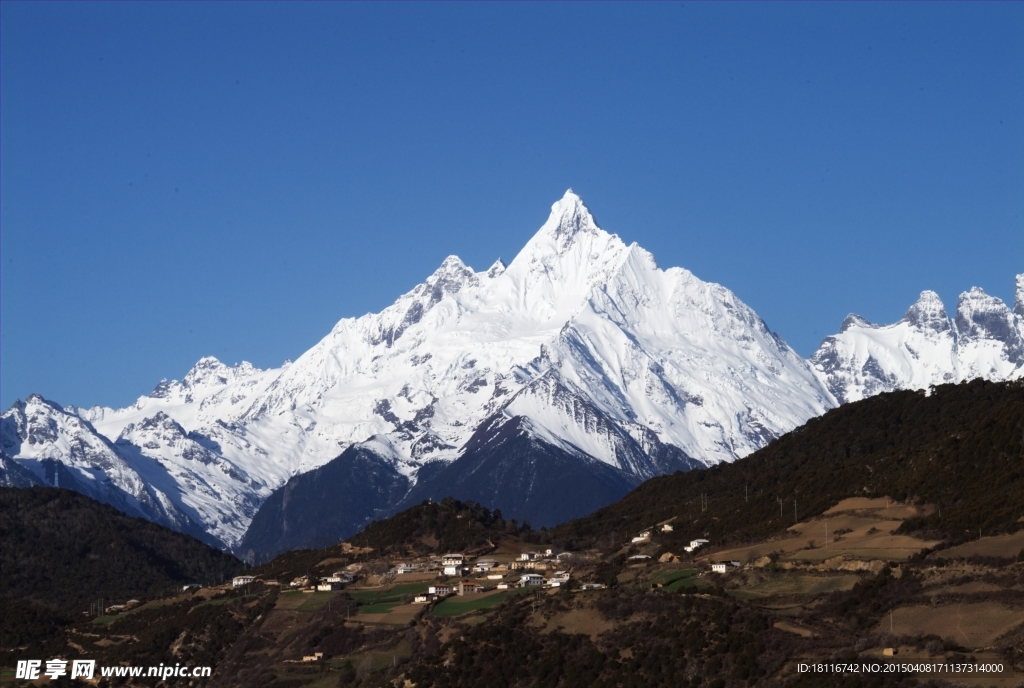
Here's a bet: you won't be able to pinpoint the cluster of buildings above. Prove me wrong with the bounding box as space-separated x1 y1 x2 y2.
403 551 575 603
628 524 747 575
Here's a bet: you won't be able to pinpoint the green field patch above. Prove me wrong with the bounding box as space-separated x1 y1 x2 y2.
357 602 401 615
652 568 699 587
739 574 859 599
349 582 429 605
325 638 413 676
663 572 702 591
348 582 430 613
296 591 340 612
90 615 120 625
432 589 529 617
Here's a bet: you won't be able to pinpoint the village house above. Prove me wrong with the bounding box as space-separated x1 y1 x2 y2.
413 593 432 604
182 583 202 591
457 580 482 596
393 563 420 575
519 573 545 587
631 530 652 543
547 571 570 587
442 554 467 576
428 584 452 597
711 563 727 574
232 575 256 588
519 551 540 561
660 523 674 533
684 539 709 553
473 558 499 572
317 582 343 591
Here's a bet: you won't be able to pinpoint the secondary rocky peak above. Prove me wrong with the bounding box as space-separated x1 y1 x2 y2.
955 287 1016 344
838 314 874 333
181 356 230 389
902 290 951 332
415 255 479 308
180 357 261 392
138 411 185 434
486 258 506 278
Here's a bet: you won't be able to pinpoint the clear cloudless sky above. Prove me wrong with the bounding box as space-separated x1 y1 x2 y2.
2 2 1022 410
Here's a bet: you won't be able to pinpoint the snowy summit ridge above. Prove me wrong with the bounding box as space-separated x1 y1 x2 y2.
3 190 1021 549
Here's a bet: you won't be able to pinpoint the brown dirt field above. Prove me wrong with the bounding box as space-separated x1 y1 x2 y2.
537 607 614 640
715 510 938 564
822 497 933 520
358 603 421 626
939 531 1024 559
392 571 436 583
259 609 305 635
824 497 892 513
740 574 860 598
930 581 1005 596
773 621 814 637
880 602 1024 649
275 591 315 611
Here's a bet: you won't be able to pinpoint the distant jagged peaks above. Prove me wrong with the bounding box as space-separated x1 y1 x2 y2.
902 290 951 332
810 274 1024 404
956 287 1019 347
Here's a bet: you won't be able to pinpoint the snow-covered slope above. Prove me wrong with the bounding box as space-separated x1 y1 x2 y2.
6 190 1016 550
0 395 211 543
810 277 1024 403
220 190 834 476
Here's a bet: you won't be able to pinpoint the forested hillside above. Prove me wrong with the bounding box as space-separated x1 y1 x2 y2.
554 379 1024 551
1 487 243 657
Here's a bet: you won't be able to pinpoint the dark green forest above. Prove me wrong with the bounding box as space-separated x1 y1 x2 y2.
348 497 531 556
553 379 1024 551
1 487 243 657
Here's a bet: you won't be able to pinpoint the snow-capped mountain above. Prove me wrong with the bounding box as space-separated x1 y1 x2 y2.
810 276 1024 404
4 190 1019 552
0 394 214 545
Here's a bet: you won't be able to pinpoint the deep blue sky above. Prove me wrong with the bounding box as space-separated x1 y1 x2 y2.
2 2 1022 411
